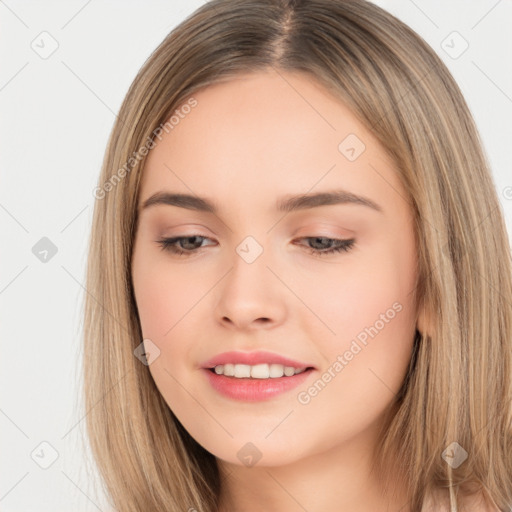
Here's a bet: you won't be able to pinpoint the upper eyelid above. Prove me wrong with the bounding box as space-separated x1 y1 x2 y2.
162 234 348 239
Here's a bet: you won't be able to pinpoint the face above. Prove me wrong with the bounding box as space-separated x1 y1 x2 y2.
131 69 420 468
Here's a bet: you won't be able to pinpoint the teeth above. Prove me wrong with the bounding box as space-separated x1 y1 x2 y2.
213 363 307 378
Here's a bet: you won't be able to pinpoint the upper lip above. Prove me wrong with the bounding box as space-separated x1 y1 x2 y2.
202 351 315 369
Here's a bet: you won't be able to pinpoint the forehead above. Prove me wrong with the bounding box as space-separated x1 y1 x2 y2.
138 69 407 216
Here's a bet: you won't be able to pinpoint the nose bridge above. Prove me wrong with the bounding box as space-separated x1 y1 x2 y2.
214 232 285 327
235 234 266 266
228 233 271 295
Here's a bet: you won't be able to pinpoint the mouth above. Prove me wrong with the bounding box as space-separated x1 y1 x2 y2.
200 351 316 400
207 363 315 379
203 365 315 401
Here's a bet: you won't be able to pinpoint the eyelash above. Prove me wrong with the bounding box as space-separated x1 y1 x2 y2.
156 235 355 258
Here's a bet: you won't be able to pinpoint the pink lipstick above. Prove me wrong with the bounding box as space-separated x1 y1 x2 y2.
201 350 315 402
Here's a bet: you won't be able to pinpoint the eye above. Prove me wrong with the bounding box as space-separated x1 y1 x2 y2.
156 235 215 256
156 234 355 258
294 236 356 257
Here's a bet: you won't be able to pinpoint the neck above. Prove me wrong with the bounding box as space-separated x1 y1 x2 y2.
215 420 410 512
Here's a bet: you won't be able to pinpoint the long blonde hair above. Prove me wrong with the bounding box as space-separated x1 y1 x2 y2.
83 0 512 510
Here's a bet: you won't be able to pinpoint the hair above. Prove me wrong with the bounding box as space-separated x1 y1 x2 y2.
82 0 512 510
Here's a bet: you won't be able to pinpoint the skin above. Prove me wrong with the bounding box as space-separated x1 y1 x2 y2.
131 68 429 512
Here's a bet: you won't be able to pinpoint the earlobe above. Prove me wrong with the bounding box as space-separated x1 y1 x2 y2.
416 303 432 338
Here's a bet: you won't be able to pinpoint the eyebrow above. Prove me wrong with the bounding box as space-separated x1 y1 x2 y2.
140 189 383 214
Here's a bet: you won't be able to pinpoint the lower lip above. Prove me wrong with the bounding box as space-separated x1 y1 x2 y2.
202 368 314 402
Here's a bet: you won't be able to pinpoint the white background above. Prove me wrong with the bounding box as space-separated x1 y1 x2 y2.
1 1 511 510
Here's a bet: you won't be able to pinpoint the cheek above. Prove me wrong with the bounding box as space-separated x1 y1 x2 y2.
296 243 417 389
292 262 415 441
132 251 200 340
132 261 198 403
133 269 172 339
295 253 414 340
131 252 213 394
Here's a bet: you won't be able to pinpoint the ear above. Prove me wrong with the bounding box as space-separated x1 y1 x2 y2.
416 302 433 338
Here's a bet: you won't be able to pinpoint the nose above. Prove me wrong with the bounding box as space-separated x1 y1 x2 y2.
213 243 287 330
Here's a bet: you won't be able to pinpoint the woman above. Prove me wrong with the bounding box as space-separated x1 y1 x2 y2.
83 0 512 510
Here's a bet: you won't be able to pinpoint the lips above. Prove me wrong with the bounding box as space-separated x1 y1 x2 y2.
202 350 315 370
203 366 314 401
